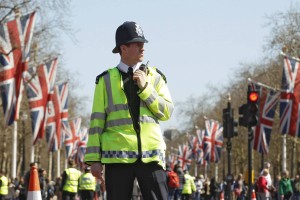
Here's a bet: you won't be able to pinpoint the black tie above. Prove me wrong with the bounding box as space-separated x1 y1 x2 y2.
127 67 133 77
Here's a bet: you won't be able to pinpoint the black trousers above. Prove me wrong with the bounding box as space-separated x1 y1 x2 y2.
105 160 168 200
80 190 94 200
62 191 77 200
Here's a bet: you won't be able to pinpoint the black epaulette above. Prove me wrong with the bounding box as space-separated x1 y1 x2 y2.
156 68 167 83
95 70 108 84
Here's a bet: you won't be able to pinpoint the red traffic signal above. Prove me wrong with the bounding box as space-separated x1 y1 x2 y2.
248 91 258 103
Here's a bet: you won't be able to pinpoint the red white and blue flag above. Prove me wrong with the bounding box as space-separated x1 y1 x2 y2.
0 12 36 126
177 144 192 170
75 126 88 169
249 82 280 154
188 133 198 158
280 56 300 137
203 119 223 163
196 129 205 165
46 82 68 152
168 153 177 170
24 58 58 145
63 117 81 158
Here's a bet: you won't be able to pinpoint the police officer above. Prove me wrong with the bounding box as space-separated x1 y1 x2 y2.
60 159 81 200
78 166 96 200
84 21 174 200
182 169 196 200
0 171 8 200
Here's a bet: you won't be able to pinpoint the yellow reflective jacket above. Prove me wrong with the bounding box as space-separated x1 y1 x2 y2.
79 172 96 191
84 66 174 168
182 173 196 194
62 168 81 193
0 175 8 195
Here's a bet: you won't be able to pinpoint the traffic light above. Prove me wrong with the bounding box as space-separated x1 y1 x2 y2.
238 104 248 127
247 90 259 127
223 108 229 138
223 106 238 138
238 90 260 127
233 119 238 136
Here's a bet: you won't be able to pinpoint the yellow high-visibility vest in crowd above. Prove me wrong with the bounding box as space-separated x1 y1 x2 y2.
79 172 96 191
182 173 196 194
0 175 8 195
84 66 174 168
63 168 81 193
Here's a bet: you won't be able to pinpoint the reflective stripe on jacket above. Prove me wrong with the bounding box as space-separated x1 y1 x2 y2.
84 66 174 168
63 168 81 193
0 176 8 195
79 172 96 191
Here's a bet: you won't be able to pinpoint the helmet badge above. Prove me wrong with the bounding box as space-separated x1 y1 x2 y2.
135 24 144 37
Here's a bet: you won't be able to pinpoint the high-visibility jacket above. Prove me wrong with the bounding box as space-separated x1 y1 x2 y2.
84 66 174 168
63 168 81 193
79 172 96 191
182 174 196 195
0 175 8 195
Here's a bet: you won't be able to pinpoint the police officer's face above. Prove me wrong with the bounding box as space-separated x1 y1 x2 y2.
121 42 144 65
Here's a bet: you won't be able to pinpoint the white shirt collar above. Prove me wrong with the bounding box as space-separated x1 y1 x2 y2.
117 61 142 73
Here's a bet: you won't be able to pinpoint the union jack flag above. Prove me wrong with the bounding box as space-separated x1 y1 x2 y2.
75 126 88 169
168 153 177 170
203 119 223 163
63 117 81 158
24 58 58 145
249 82 280 154
196 129 205 165
46 82 68 152
187 133 198 157
280 56 300 137
177 144 192 170
0 12 36 126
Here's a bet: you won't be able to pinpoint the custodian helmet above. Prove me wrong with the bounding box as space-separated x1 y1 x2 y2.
112 21 148 53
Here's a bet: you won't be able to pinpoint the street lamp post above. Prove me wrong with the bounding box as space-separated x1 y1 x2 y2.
21 112 28 176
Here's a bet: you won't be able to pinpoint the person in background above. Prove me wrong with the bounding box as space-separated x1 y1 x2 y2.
292 174 300 200
279 170 293 200
256 169 269 200
174 164 185 200
84 21 174 200
194 175 204 200
181 169 196 200
23 162 38 197
234 173 245 200
209 177 221 200
39 168 47 200
60 159 81 200
0 171 8 200
260 162 273 194
273 175 281 200
78 166 96 200
16 177 26 200
166 164 176 200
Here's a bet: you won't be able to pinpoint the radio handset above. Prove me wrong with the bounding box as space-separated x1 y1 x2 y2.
139 61 149 74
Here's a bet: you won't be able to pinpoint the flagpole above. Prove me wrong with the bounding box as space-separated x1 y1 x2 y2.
30 144 35 162
12 121 18 179
280 51 300 62
48 152 52 181
248 78 280 91
215 164 218 182
57 150 61 177
282 134 287 171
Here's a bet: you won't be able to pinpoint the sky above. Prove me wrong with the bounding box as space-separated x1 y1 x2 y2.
62 0 296 132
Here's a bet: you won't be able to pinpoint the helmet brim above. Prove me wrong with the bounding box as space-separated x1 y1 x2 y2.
112 38 148 53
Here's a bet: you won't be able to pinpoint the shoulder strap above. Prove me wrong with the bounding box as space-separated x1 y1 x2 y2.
95 70 108 84
156 68 167 83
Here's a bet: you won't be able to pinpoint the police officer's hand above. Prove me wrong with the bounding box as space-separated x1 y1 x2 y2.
133 69 147 90
91 163 104 182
